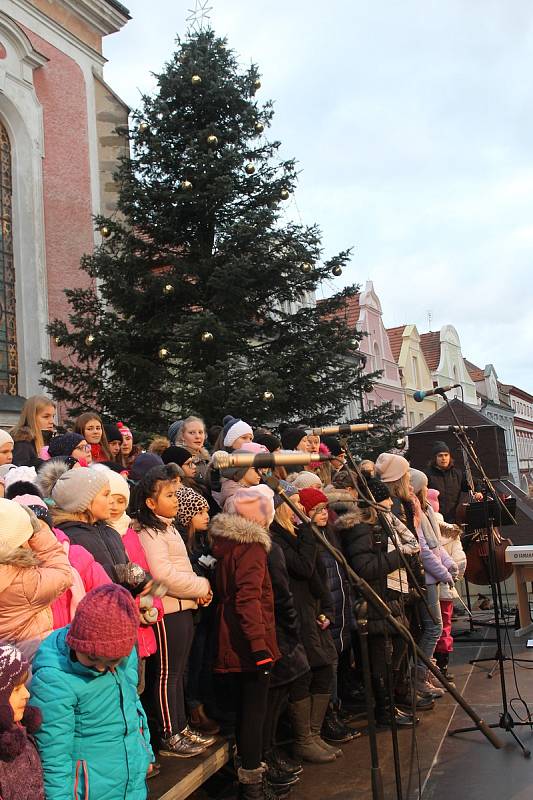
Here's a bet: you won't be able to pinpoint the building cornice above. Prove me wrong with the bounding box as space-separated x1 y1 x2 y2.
57 0 129 37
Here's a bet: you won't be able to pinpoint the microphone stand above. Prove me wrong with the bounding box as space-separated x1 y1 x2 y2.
436 397 532 756
262 474 502 800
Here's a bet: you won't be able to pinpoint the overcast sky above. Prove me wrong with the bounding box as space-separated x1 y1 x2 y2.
104 0 533 390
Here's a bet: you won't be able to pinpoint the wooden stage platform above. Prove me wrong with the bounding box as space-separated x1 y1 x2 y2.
152 612 533 800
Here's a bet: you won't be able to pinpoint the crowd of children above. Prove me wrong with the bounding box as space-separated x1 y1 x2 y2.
0 396 467 800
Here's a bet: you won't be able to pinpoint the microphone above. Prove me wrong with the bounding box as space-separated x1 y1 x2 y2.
434 425 477 432
211 451 331 470
306 423 374 436
413 384 460 402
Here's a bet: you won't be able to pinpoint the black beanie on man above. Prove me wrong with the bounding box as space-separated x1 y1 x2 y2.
432 440 450 457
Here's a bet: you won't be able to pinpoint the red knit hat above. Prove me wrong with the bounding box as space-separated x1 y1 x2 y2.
66 585 138 660
298 487 329 515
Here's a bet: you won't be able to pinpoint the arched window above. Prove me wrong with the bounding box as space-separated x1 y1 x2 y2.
373 342 381 371
0 122 17 395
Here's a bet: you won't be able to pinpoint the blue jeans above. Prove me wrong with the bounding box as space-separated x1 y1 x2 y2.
417 583 443 665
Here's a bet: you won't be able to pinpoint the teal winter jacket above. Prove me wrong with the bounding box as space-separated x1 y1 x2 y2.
30 627 152 800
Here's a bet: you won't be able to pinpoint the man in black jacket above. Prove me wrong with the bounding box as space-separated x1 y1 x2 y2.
424 441 482 523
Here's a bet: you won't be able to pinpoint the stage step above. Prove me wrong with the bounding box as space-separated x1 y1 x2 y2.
149 738 230 800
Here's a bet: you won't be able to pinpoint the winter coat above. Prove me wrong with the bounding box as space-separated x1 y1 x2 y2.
31 627 152 800
210 513 280 673
0 524 73 659
391 496 416 534
137 517 209 614
121 527 163 657
270 521 336 669
314 523 355 653
57 520 129 583
417 519 454 585
268 540 310 688
0 707 44 800
51 529 110 629
12 428 40 468
425 463 470 523
438 516 467 600
336 513 407 636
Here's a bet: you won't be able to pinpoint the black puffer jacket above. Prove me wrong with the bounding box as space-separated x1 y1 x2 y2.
268 540 310 688
314 524 355 654
424 463 469 522
57 520 128 582
336 513 406 636
270 521 336 669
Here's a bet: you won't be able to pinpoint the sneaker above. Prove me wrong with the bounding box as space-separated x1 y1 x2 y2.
160 732 205 758
181 724 216 747
417 679 445 698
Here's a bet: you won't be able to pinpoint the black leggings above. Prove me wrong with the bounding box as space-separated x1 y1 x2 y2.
147 610 194 739
234 671 271 770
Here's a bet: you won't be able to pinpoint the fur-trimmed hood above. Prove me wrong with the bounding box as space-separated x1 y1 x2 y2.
37 459 69 499
209 512 271 552
0 545 39 593
11 425 34 443
325 488 358 515
333 511 361 532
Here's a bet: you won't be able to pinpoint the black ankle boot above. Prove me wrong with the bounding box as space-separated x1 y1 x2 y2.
270 748 303 776
321 705 362 743
263 752 299 788
435 652 454 681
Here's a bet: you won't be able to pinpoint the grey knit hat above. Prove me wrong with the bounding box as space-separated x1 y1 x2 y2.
51 467 110 513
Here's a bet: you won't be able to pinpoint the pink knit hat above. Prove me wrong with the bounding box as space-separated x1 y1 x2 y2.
427 488 440 513
227 485 275 527
375 452 410 483
66 584 138 660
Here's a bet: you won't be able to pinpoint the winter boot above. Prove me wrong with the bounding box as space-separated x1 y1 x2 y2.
287 698 335 763
310 693 343 758
263 750 299 789
321 704 362 743
414 665 445 698
189 704 220 735
434 652 455 683
374 684 419 728
270 748 303 776
237 765 265 800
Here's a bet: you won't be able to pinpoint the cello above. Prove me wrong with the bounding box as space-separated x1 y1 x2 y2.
459 451 513 586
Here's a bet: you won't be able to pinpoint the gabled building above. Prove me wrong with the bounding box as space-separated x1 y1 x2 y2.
499 384 533 490
464 360 519 485
333 282 406 420
387 324 440 430
418 325 478 406
0 0 130 421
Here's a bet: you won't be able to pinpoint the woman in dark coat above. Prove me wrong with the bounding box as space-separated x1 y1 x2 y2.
336 479 419 728
270 493 340 763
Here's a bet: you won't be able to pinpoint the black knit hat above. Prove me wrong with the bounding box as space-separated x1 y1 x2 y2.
279 425 308 451
104 424 123 444
253 432 281 453
321 435 343 457
161 446 193 467
48 433 84 458
359 478 391 507
432 440 450 457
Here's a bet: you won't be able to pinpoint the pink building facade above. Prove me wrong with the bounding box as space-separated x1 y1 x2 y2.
0 1 129 422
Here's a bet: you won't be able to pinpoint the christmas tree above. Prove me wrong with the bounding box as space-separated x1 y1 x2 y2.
40 28 401 436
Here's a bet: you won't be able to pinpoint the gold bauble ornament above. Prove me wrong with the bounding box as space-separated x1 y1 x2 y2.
54 336 61 346
191 74 202 86
163 284 174 295
349 338 359 349
262 391 274 402
201 331 214 343
331 265 342 277
254 79 262 90
280 188 290 200
301 262 312 274
255 122 264 134
85 334 95 345
138 121 150 133
245 163 256 175
181 180 193 191
99 225 111 238
159 347 170 359
207 135 219 147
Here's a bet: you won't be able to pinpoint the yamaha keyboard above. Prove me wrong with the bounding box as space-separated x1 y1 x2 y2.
505 546 533 563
